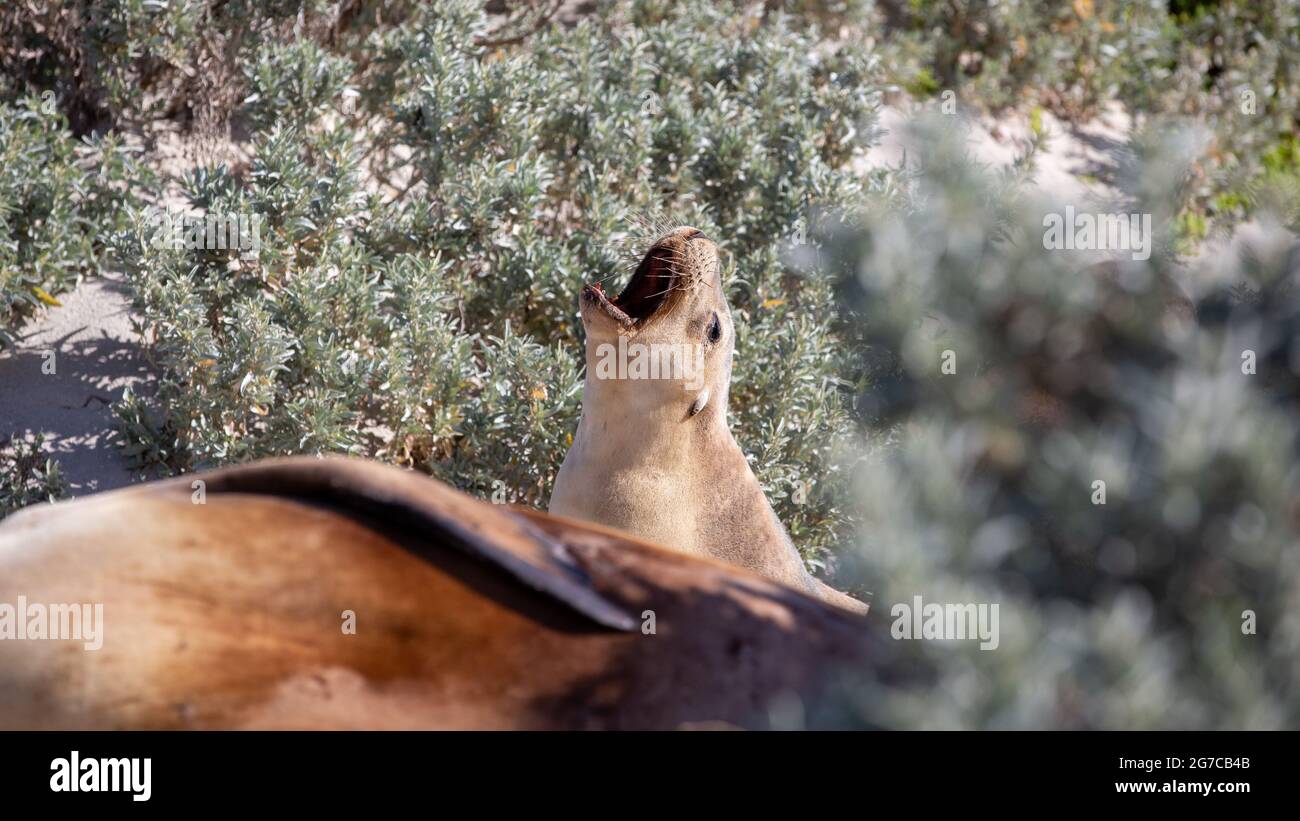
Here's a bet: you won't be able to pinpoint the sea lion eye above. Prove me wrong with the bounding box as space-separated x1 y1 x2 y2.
707 313 721 344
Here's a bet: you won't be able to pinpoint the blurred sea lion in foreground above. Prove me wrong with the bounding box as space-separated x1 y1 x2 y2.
550 227 866 613
0 457 867 729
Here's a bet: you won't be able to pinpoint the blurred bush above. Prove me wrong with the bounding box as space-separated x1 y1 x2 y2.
814 117 1300 728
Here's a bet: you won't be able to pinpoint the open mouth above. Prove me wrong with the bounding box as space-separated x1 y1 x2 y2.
583 232 703 329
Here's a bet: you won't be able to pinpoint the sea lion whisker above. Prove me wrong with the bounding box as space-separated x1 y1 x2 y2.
640 283 693 301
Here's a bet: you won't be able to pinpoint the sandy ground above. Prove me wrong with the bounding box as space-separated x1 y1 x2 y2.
0 270 151 494
863 101 1131 209
0 118 247 497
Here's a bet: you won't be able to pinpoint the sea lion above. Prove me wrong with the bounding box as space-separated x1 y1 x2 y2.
0 457 869 729
549 226 866 613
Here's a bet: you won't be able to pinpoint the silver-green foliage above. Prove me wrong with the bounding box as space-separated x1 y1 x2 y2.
112 0 882 566
821 120 1300 729
0 96 140 345
0 434 68 520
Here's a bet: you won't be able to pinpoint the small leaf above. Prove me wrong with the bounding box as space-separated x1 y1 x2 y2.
31 286 62 307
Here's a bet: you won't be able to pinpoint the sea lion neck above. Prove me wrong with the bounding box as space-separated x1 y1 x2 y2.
575 333 733 463
550 227 867 613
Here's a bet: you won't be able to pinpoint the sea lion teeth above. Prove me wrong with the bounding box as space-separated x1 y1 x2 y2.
581 283 634 329
551 226 866 614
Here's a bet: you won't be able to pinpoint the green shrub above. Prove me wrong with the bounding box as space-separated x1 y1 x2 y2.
0 434 69 520
871 0 1174 117
0 0 350 133
111 0 882 566
865 1 1298 237
0 95 140 345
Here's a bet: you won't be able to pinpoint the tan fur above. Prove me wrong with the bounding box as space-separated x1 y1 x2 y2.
550 227 865 613
0 457 868 729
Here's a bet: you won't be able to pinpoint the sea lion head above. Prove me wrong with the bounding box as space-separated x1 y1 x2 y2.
579 226 732 419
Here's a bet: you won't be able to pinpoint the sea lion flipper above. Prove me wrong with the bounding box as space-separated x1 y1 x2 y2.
187 456 640 631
